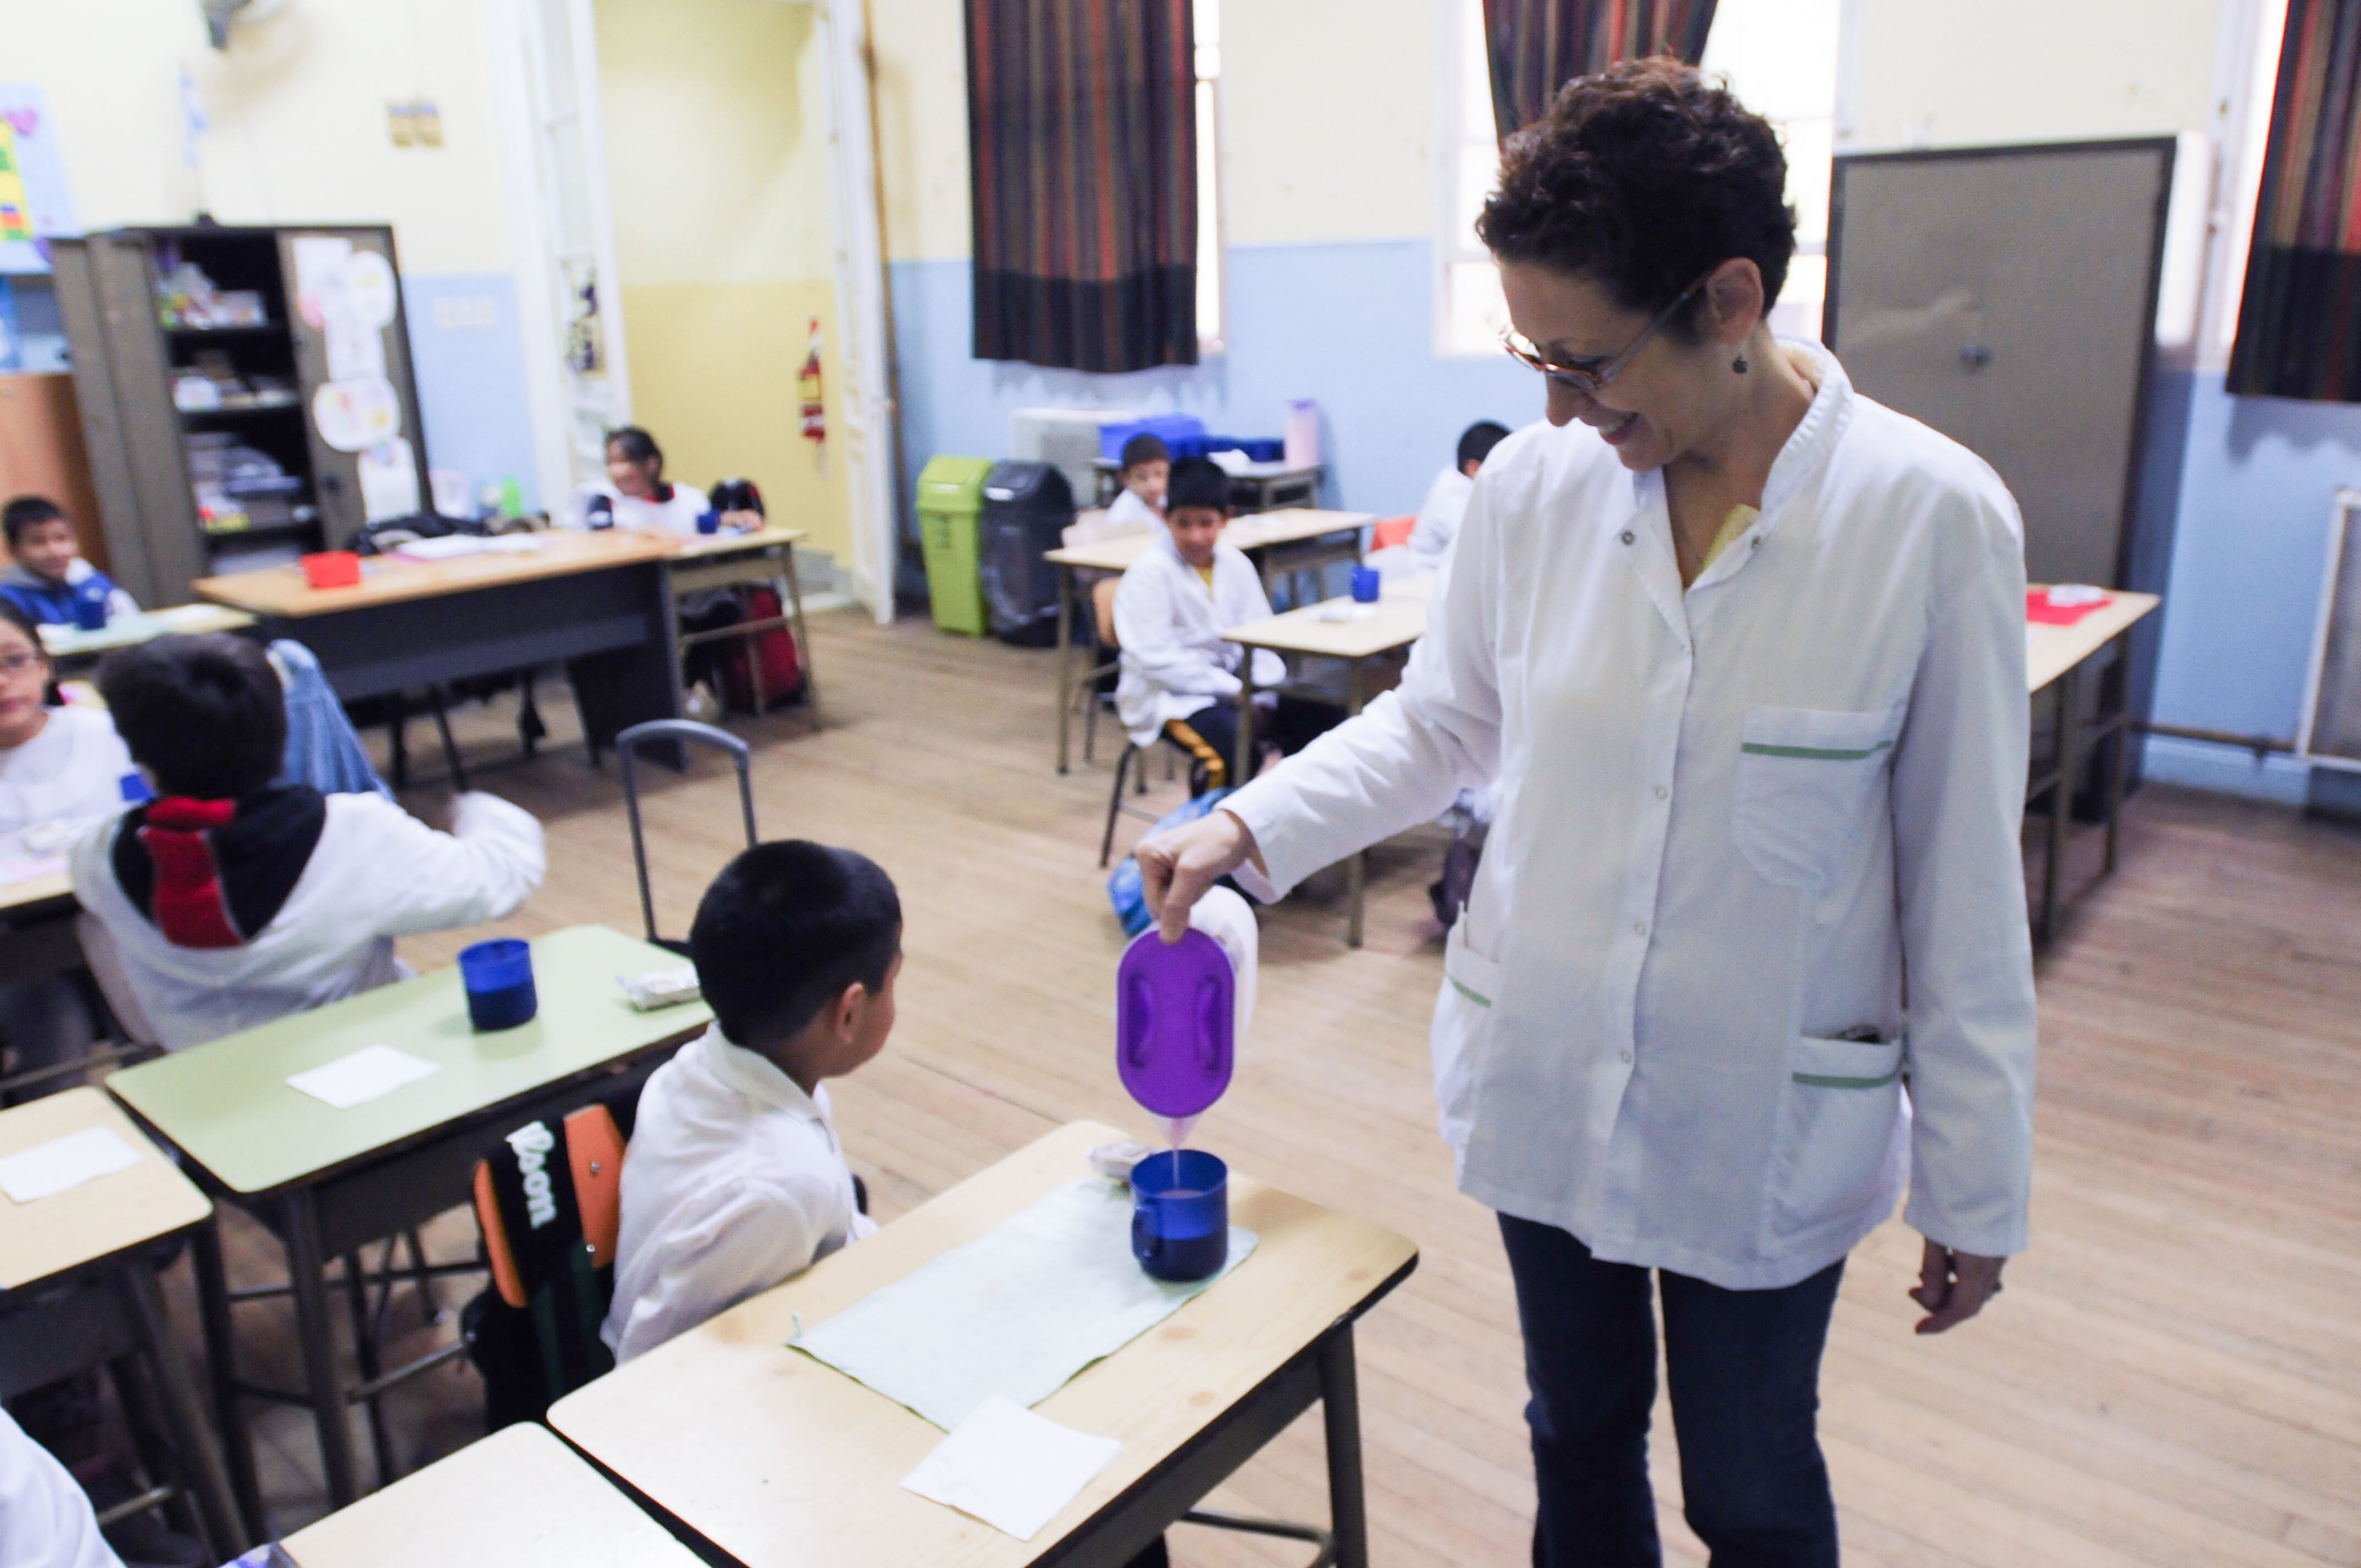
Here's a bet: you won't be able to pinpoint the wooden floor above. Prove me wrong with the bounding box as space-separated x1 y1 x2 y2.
160 609 2361 1564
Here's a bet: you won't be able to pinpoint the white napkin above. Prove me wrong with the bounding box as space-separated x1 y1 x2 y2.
287 1044 438 1109
900 1396 1120 1540
0 1126 141 1203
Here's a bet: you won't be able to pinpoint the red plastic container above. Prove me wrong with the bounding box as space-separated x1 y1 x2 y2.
300 551 362 589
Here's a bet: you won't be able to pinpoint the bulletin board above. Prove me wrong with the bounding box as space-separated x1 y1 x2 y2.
0 85 79 275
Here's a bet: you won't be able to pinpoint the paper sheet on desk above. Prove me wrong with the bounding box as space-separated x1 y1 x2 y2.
0 1126 141 1203
792 1178 1255 1430
286 1044 438 1109
901 1396 1121 1540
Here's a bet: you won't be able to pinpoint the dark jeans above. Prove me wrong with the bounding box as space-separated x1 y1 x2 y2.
1497 1214 1845 1568
1173 695 1339 790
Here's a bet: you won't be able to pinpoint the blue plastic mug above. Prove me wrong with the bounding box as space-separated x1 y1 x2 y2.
695 509 722 535
1350 564 1381 604
1130 1148 1228 1282
458 938 537 1031
73 590 110 631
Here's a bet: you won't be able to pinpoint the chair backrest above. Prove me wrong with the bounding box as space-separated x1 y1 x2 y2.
1370 514 1416 552
1091 576 1122 650
470 1103 628 1409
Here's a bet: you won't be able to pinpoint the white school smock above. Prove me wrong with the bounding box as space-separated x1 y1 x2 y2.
0 1407 126 1568
70 791 545 1052
1407 463 1475 568
602 1024 876 1363
1221 343 2037 1290
1103 486 1162 536
0 707 133 836
565 480 712 536
1113 534 1286 749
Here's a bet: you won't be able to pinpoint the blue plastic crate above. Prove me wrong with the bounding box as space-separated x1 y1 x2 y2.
1100 414 1206 462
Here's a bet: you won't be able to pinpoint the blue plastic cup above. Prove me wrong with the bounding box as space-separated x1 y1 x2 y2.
458 938 537 1031
695 509 722 535
1130 1148 1228 1282
73 592 110 631
1350 564 1380 604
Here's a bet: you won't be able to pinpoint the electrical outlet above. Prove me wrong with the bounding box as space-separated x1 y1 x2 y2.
387 102 415 147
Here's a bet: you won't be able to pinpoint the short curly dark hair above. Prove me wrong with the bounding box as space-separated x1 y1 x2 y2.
1476 58 1794 337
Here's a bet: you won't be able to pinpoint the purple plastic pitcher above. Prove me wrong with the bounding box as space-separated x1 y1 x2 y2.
1116 927 1234 1120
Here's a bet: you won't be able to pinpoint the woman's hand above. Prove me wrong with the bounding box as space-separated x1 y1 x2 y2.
1910 1238 2005 1334
1137 809 1259 943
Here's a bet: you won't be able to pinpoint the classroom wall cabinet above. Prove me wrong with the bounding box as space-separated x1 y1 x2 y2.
49 225 432 607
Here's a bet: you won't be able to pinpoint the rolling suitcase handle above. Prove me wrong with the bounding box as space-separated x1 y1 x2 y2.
616 720 759 949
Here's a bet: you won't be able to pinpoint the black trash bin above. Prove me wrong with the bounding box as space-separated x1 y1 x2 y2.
976 461 1075 646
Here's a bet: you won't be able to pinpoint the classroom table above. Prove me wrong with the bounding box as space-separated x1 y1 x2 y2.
1047 509 1374 773
663 523 821 725
549 1120 1417 1568
2025 589 2161 945
37 602 259 667
192 530 689 765
106 924 714 1518
279 1421 704 1568
1090 457 1323 514
1226 592 1430 949
0 1088 247 1555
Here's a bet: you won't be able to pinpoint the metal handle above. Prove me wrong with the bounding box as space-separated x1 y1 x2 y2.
616 720 759 945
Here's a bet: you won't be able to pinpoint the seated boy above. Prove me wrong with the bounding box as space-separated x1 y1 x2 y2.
2 497 137 628
1103 432 1171 535
1406 420 1510 570
70 634 545 1050
602 840 897 1363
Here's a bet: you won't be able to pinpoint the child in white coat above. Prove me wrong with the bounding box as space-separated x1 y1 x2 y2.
1102 432 1171 536
71 634 546 1051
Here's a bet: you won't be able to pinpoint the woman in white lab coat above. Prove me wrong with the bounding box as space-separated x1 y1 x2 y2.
1139 60 2036 1567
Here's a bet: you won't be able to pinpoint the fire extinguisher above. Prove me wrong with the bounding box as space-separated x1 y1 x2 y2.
798 318 825 448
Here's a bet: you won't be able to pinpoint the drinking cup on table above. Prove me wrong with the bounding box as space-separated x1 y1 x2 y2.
301 551 362 590
458 938 538 1031
696 510 722 535
1350 564 1381 604
73 590 110 631
1129 1148 1229 1282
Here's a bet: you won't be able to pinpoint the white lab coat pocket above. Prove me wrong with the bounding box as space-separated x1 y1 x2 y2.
1731 706 1900 890
1765 1032 1906 1243
1430 918 1504 1151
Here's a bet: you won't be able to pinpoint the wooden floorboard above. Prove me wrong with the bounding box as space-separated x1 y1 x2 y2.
128 610 2361 1563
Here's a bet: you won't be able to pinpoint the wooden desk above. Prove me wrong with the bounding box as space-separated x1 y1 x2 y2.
549 1121 1418 1568
2025 590 2162 945
1047 509 1374 773
662 524 821 725
1225 594 1429 949
0 1089 244 1554
108 924 714 1517
193 530 687 764
281 1422 703 1568
38 602 259 666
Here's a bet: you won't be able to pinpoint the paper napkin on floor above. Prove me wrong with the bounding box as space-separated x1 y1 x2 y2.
900 1396 1120 1540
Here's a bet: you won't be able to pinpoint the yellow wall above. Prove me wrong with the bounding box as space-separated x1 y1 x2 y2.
595 0 852 563
1850 0 2226 150
1 0 515 274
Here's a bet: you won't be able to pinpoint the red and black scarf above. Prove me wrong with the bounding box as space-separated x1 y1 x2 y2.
112 785 328 948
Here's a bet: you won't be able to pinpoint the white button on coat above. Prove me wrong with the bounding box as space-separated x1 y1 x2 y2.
1224 344 2037 1290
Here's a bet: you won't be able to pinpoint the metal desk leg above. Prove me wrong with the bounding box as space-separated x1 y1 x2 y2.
1345 658 1367 949
284 1189 360 1508
1317 1323 1370 1568
2042 665 2084 947
190 1219 262 1539
119 1259 250 1558
342 1249 395 1486
2101 635 2130 875
781 544 820 729
1056 563 1078 774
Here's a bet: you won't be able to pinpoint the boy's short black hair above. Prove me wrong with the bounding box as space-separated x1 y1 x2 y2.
3 496 67 552
1119 433 1169 472
1457 421 1511 470
97 634 286 799
1164 456 1231 515
690 841 902 1049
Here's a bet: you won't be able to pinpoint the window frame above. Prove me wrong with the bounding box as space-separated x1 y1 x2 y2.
1194 0 1226 356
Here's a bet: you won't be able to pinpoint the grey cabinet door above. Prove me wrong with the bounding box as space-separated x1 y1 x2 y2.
1826 141 2174 589
277 226 434 546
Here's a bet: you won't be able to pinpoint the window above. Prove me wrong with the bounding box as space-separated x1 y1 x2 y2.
1195 0 1225 352
1434 0 1842 354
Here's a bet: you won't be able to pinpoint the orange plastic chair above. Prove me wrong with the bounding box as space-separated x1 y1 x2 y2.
1369 515 1416 551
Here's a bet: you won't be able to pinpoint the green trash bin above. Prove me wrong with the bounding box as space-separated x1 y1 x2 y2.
916 455 995 636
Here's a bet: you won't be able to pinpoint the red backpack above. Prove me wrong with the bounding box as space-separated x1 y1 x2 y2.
720 586 806 712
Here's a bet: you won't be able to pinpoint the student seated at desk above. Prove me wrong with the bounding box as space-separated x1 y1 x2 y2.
1367 421 1510 588
1 497 138 629
602 841 896 1363
0 1407 125 1568
70 634 546 1051
1115 458 1330 794
1105 432 1171 535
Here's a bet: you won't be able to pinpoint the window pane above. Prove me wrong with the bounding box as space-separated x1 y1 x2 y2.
1197 77 1221 347
1193 0 1218 57
1782 117 1834 246
1460 0 1493 140
1769 253 1827 342
1448 259 1510 356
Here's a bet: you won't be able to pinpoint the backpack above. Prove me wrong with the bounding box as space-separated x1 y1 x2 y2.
460 1097 632 1429
1107 788 1233 935
719 587 806 712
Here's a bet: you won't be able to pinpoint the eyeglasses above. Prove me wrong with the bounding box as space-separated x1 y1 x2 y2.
1500 273 1712 394
0 652 42 676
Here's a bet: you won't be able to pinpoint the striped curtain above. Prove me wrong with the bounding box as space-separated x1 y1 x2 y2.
2229 0 2361 402
966 0 1197 372
1481 0 1719 140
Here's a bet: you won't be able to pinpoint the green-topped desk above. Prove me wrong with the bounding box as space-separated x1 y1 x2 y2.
107 924 712 1523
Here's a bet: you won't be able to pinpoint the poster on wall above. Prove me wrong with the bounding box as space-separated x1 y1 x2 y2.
312 377 401 452
0 85 79 275
359 438 420 522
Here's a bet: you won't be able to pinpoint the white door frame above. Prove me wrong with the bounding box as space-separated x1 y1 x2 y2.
818 0 900 623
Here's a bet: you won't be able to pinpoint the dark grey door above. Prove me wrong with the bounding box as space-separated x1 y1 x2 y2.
1826 140 2174 589
277 226 434 545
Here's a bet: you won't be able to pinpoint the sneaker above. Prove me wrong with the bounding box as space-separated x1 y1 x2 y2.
683 683 721 722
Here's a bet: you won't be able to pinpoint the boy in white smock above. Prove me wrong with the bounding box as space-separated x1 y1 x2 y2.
601 840 896 1363
1102 432 1171 536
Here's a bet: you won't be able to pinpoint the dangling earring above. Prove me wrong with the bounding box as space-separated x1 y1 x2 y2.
1732 353 1750 374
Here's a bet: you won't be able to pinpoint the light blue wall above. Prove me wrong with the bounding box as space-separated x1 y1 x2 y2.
889 239 1538 520
399 273 543 514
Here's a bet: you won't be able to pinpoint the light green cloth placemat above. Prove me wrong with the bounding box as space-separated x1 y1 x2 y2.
792 1178 1255 1430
